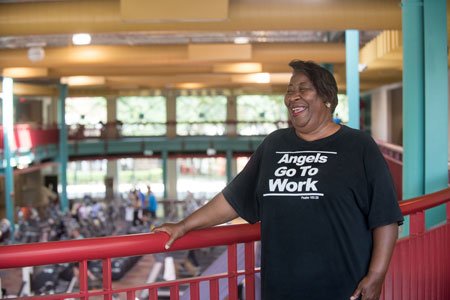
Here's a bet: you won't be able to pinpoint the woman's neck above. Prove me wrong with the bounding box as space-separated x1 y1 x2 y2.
294 120 340 141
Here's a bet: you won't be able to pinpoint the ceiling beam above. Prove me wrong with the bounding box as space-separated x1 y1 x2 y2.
0 0 403 36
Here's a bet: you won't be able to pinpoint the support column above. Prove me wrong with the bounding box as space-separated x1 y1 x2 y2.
226 150 233 183
162 151 168 199
166 91 177 138
402 0 425 201
423 0 448 226
226 95 237 136
106 160 119 199
345 30 360 129
162 151 177 199
106 96 117 123
167 158 178 199
2 77 15 233
370 87 391 141
106 96 119 198
402 0 448 230
58 84 69 212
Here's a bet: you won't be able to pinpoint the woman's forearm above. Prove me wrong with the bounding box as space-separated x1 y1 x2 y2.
181 192 239 232
368 223 398 276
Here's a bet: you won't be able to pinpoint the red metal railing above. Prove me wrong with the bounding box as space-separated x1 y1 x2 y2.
381 188 450 300
1 189 449 300
0 223 260 300
0 124 59 150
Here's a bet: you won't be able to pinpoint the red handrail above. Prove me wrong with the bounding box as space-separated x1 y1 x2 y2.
0 190 449 300
1 188 449 269
0 223 260 269
399 187 450 215
1 189 449 269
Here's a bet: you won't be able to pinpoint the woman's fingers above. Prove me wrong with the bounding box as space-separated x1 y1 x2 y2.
152 223 184 250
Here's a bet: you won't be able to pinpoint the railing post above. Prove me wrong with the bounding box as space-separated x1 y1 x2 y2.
170 285 180 300
245 242 256 300
410 211 425 236
190 282 200 300
228 244 238 300
102 258 112 300
210 278 219 300
79 260 89 300
126 290 135 300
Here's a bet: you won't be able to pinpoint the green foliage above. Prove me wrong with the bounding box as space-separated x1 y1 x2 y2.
237 95 287 121
66 97 107 125
177 96 227 122
117 96 166 123
117 96 167 135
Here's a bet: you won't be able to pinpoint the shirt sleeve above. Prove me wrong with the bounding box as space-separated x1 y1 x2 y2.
363 136 404 229
222 142 264 224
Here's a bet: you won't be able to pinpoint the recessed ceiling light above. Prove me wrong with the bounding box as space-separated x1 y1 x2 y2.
72 33 92 46
234 37 250 44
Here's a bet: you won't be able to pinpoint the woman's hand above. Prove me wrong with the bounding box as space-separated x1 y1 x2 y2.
152 221 187 250
152 193 238 250
350 270 384 300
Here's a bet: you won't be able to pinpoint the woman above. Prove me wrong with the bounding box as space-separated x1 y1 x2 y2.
154 60 403 300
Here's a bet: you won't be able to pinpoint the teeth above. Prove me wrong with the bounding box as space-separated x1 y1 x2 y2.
292 106 306 113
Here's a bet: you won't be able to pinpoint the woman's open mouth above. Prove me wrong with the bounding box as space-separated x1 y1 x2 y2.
292 106 307 117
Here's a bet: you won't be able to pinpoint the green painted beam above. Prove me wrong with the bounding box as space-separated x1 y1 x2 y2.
424 0 448 228
58 84 69 212
401 0 425 237
345 30 360 129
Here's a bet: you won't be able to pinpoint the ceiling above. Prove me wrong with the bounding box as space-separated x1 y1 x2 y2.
0 0 443 97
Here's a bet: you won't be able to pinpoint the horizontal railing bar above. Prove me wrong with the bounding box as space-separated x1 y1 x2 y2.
93 268 261 295
0 223 260 269
17 268 262 300
399 188 450 215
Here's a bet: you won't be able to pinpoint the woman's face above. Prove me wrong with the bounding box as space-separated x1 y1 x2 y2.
284 72 331 133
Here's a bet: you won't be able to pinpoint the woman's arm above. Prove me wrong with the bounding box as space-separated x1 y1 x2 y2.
153 192 238 249
350 223 398 300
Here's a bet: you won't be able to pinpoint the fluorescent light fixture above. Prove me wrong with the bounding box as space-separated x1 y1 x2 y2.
176 82 205 89
213 63 262 73
269 73 292 84
234 37 250 44
60 76 105 86
72 33 92 45
2 67 48 78
231 73 271 84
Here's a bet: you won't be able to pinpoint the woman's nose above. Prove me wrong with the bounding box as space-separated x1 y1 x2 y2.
286 93 300 102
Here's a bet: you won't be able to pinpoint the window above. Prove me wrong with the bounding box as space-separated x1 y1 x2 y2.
118 96 166 136
66 97 107 137
176 157 227 199
177 96 227 135
237 95 288 135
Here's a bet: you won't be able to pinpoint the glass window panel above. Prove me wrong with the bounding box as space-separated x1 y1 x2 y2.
117 96 166 136
176 96 227 136
66 97 107 137
237 95 288 135
176 157 227 200
67 159 107 199
117 158 163 199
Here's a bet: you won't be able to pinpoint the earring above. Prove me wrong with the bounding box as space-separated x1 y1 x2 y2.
325 102 331 108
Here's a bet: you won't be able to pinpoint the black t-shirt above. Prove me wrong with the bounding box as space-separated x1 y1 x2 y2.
223 125 403 300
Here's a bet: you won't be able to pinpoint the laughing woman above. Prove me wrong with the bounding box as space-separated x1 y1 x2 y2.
153 60 403 300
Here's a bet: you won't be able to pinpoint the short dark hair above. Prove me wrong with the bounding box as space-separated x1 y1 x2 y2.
288 60 338 113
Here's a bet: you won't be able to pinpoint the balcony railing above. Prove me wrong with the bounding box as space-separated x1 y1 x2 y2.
0 189 449 300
